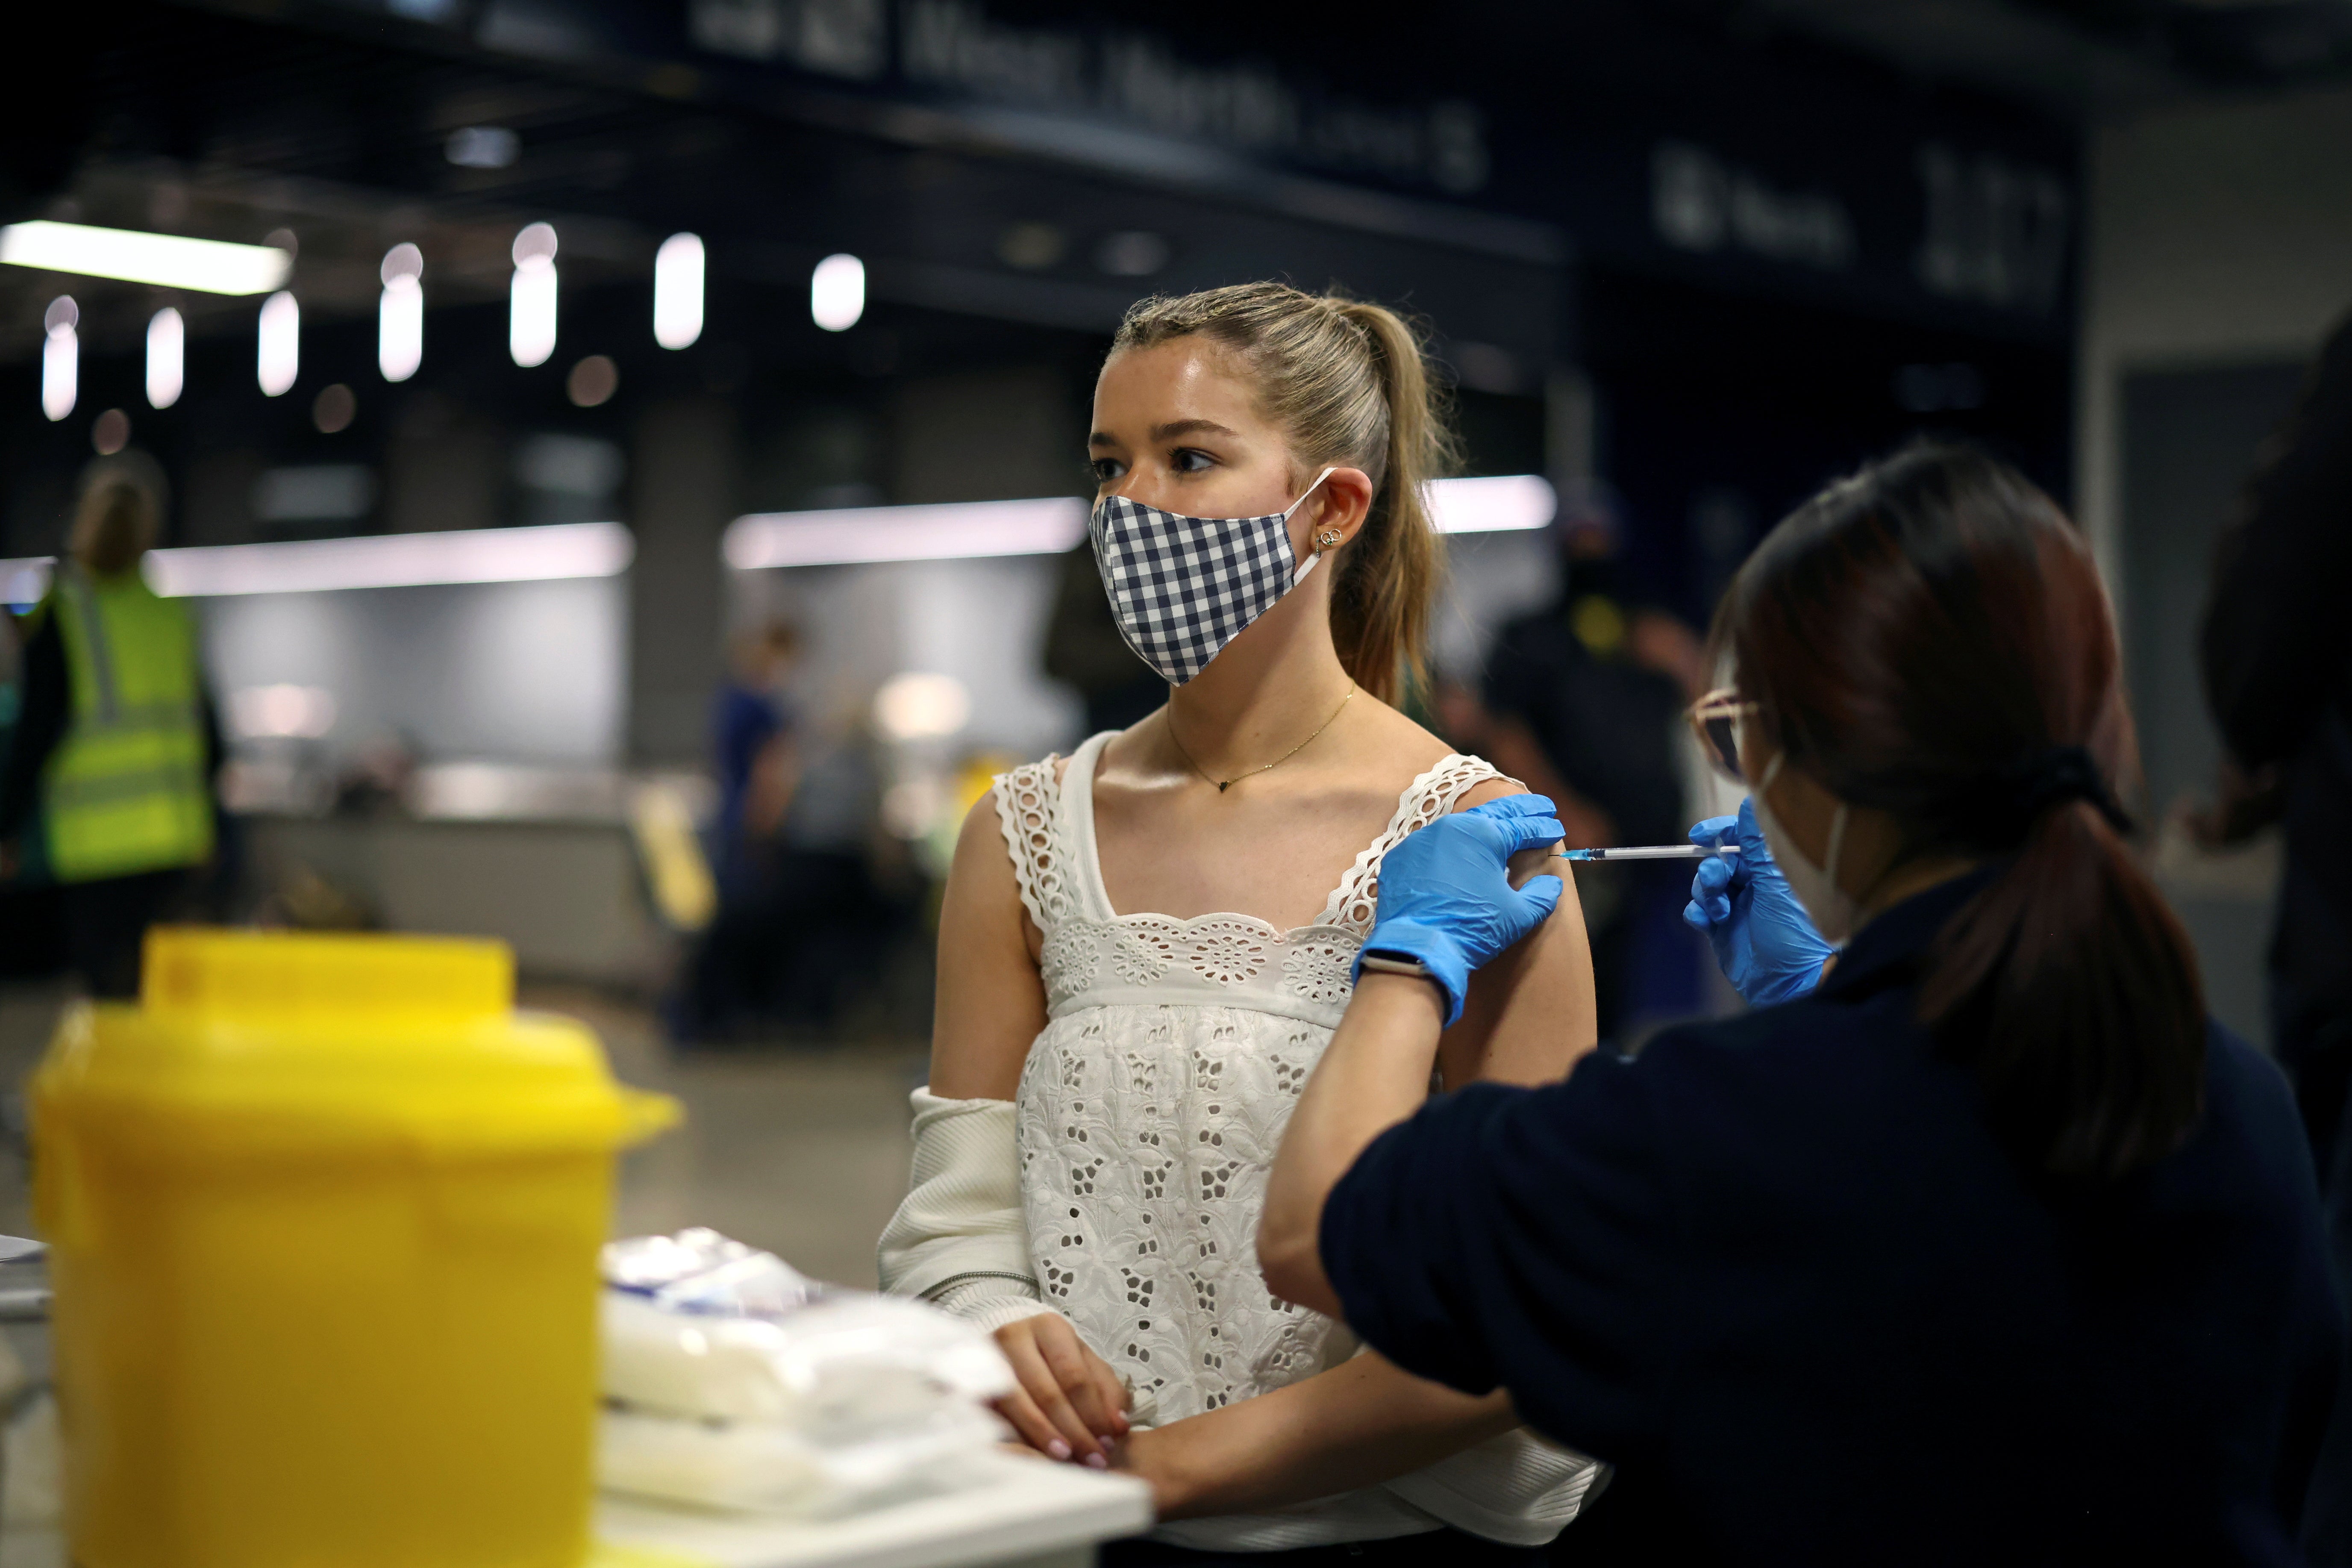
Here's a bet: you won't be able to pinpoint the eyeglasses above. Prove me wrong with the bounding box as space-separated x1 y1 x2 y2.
1688 687 1760 781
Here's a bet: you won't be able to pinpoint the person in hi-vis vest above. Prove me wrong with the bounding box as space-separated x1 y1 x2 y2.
0 469 221 997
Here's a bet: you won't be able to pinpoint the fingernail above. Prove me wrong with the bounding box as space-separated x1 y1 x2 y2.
1114 1412 1131 1431
1083 1453 1109 1469
1046 1439 1071 1460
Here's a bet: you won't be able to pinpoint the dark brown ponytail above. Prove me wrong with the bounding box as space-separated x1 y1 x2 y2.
1720 443 2205 1181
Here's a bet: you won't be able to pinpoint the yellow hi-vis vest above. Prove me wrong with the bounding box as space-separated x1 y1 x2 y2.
43 565 214 883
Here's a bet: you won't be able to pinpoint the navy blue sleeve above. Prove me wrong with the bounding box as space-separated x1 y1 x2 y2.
1318 1052 1680 1460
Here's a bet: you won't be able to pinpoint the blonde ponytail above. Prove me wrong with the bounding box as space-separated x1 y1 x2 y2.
1111 284 1457 704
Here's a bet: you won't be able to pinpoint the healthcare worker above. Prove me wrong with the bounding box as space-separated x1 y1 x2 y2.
0 469 218 997
1258 443 2342 1565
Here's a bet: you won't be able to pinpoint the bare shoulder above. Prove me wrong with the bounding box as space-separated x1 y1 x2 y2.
1351 697 1522 812
942 766 1041 961
949 785 1019 894
1454 775 1529 812
935 774 1050 1097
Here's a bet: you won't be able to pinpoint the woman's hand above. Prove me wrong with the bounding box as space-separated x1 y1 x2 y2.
991 1313 1130 1466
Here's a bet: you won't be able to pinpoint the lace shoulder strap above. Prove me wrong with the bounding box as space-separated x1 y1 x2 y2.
1320 753 1510 933
992 754 1074 932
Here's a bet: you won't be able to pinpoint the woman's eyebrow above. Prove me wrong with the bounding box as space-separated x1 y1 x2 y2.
1088 430 1122 449
1149 418 1239 441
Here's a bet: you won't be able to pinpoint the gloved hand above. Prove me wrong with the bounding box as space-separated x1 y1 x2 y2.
1357 795 1565 1027
1683 797 1834 1007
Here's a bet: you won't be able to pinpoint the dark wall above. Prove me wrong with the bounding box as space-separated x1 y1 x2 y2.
1585 266 2075 627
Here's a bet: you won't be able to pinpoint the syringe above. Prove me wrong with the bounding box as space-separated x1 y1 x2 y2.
1555 844 1743 862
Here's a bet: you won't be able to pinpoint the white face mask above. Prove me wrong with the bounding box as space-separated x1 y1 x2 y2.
1755 753 1859 944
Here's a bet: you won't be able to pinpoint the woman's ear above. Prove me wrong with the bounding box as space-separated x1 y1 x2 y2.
1301 467 1377 550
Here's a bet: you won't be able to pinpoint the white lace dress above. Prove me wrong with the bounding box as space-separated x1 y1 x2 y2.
995 730 1603 1552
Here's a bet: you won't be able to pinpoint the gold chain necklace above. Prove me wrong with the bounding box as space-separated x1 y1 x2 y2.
1165 684 1355 793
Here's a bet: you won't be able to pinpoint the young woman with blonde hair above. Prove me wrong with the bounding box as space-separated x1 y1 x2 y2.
881 283 1606 1562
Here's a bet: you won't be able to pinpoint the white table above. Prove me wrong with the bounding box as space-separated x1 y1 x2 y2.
592 1451 1154 1568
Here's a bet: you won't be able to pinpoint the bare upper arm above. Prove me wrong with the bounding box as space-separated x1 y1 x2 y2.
1436 776 1598 1089
927 790 1050 1100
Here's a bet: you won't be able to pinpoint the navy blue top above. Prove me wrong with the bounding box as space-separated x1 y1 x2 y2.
711 681 792 897
1322 874 2344 1566
714 682 785 844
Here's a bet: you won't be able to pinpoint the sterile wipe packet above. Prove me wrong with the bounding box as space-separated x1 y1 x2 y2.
595 1402 1008 1515
597 1229 1017 1516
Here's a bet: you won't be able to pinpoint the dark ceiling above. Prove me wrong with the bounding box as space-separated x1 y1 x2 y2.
1726 0 2352 116
2022 0 2352 81
7 0 2345 369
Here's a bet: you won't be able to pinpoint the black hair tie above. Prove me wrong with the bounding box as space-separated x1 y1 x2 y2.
1948 745 2134 847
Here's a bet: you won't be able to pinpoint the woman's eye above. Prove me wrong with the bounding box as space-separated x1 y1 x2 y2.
1090 458 1126 482
1169 447 1214 473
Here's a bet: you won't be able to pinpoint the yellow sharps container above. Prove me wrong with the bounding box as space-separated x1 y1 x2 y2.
30 927 679 1568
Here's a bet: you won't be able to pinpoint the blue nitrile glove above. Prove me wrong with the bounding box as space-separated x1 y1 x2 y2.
1682 797 1834 1007
1356 795 1566 1027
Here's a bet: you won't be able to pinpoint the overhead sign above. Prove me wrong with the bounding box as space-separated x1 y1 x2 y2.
688 0 1493 198
300 0 2079 335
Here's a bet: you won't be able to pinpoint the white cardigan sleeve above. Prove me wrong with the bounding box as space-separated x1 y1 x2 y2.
1382 1429 1611 1547
876 1087 1056 1336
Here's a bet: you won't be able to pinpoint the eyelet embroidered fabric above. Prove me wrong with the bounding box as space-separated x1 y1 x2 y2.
993 733 1599 1551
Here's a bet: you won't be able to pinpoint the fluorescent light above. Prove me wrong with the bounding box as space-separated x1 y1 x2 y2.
380 244 423 382
1428 474 1555 534
147 308 184 409
654 232 704 349
811 253 864 332
511 224 557 368
718 479 1550 570
144 521 631 597
725 497 1086 569
257 291 299 397
41 297 76 422
379 275 423 380
0 524 631 599
0 221 291 296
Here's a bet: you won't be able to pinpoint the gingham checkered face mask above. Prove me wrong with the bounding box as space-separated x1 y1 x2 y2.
1089 468 1337 686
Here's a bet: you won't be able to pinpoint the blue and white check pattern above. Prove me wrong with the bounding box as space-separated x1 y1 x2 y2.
1089 493 1302 685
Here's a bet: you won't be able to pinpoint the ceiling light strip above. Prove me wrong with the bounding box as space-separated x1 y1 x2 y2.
723 475 1556 570
0 522 632 601
1425 474 1558 535
724 497 1089 569
0 222 292 296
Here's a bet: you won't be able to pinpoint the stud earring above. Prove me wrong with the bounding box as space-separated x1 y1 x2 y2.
1315 528 1344 549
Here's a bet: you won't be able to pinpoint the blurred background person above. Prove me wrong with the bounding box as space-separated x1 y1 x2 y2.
710 619 802 906
1478 489 1711 1046
2196 307 2352 1567
674 624 908 1041
673 618 805 1040
0 468 221 998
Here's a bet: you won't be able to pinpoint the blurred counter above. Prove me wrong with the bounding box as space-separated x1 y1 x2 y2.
231 763 717 987
594 1451 1151 1568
